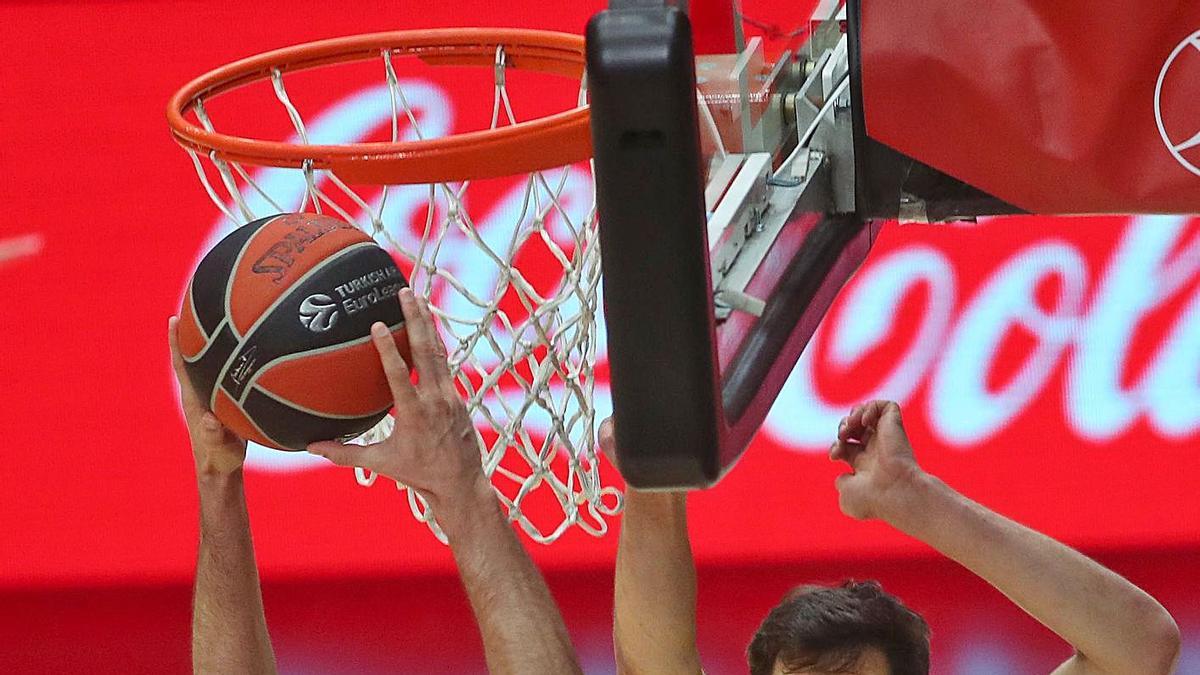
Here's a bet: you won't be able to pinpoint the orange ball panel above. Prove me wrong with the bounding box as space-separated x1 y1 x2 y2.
228 214 374 335
254 328 411 418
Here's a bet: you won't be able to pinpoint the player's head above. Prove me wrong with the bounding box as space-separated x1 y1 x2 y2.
747 580 930 675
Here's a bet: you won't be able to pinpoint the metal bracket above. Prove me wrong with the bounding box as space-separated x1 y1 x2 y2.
713 149 829 320
709 152 772 285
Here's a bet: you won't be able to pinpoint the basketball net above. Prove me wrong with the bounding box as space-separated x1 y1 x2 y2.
179 41 620 544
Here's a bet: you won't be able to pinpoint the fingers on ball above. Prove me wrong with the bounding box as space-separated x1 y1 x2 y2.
371 322 417 408
404 292 455 394
308 440 368 468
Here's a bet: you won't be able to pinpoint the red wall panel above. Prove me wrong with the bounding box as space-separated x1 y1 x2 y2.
1 0 1197 591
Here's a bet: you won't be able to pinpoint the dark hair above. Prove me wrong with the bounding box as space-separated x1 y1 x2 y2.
747 580 930 675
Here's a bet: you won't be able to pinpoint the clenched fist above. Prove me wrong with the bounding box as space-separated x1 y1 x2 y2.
830 400 925 524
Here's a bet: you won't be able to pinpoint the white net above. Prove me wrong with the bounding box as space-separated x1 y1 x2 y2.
183 45 621 543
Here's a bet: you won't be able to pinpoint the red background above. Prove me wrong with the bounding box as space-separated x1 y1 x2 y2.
1 1 1198 672
861 0 1200 214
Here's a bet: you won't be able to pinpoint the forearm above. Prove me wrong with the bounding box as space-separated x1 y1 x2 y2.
193 471 276 675
613 491 701 675
439 482 581 675
891 474 1179 674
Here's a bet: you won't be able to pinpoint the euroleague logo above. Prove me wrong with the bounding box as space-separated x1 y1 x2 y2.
299 293 339 332
1155 29 1200 177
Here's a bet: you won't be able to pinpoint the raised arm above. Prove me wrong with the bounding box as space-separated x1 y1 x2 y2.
599 420 702 675
169 317 277 675
831 400 1181 675
436 477 580 675
308 289 580 675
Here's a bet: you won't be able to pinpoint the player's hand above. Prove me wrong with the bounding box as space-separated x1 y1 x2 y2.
598 417 618 469
168 316 247 477
306 289 486 509
830 400 924 523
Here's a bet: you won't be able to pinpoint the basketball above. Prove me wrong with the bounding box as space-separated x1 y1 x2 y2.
176 213 411 450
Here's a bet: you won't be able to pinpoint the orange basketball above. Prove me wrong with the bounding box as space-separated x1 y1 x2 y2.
177 213 411 450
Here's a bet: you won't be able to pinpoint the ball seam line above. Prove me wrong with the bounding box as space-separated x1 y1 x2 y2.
208 240 379 413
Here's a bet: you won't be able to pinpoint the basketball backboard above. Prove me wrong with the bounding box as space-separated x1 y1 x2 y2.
589 0 1200 489
588 0 875 488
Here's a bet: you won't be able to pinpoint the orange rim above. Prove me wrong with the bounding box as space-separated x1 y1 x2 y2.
166 28 593 184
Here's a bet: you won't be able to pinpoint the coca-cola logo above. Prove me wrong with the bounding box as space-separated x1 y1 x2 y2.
768 215 1200 449
1155 29 1200 177
193 80 1200 474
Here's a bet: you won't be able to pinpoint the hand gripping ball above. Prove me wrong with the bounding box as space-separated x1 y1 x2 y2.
177 213 412 450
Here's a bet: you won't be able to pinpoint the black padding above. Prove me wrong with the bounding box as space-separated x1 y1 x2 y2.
241 387 389 451
608 0 670 9
588 6 722 488
190 215 276 336
218 243 406 402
